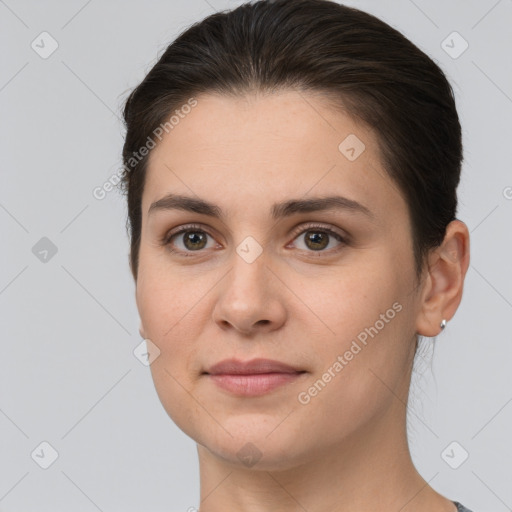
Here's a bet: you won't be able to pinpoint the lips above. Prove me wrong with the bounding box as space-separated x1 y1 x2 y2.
203 358 306 396
204 358 303 375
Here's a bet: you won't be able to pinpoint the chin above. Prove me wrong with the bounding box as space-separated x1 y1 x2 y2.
187 414 315 471
199 435 312 472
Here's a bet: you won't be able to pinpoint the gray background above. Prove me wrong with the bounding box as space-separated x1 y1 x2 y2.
1 0 511 510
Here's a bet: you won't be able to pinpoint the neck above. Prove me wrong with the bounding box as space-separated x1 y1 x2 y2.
195 398 453 512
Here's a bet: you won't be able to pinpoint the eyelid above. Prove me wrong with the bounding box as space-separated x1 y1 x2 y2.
161 223 214 245
285 222 348 256
287 222 348 245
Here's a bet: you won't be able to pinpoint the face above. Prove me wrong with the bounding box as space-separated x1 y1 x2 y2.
135 90 425 470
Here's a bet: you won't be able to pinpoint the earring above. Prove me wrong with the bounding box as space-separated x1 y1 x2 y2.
440 319 447 330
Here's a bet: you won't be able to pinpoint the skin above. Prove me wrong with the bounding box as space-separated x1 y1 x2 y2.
134 89 470 512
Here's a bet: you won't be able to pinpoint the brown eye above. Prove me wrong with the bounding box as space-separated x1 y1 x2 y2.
290 224 346 254
181 231 208 251
164 225 217 256
304 231 330 251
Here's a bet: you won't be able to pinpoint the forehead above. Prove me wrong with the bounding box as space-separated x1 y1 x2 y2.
142 90 406 223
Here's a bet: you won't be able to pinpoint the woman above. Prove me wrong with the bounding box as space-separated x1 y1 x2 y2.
120 1 472 510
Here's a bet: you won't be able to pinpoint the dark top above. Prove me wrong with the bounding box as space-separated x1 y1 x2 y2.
454 501 473 512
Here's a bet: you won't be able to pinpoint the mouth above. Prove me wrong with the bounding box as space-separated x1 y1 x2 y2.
203 358 307 396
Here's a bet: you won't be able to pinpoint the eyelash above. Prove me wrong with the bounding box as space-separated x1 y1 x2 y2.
161 222 347 258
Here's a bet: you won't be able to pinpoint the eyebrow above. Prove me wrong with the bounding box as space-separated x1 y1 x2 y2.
148 193 374 220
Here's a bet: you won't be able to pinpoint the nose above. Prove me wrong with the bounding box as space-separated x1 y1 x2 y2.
211 249 287 336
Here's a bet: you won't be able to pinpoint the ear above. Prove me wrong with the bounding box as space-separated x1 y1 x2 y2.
415 220 470 337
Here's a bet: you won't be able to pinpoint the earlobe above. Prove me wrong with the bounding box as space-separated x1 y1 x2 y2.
139 321 146 339
415 220 470 337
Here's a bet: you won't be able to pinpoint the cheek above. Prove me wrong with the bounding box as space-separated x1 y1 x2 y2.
306 255 408 335
300 252 415 393
136 272 199 362
288 275 413 450
135 253 221 389
136 246 196 335
136 268 206 432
